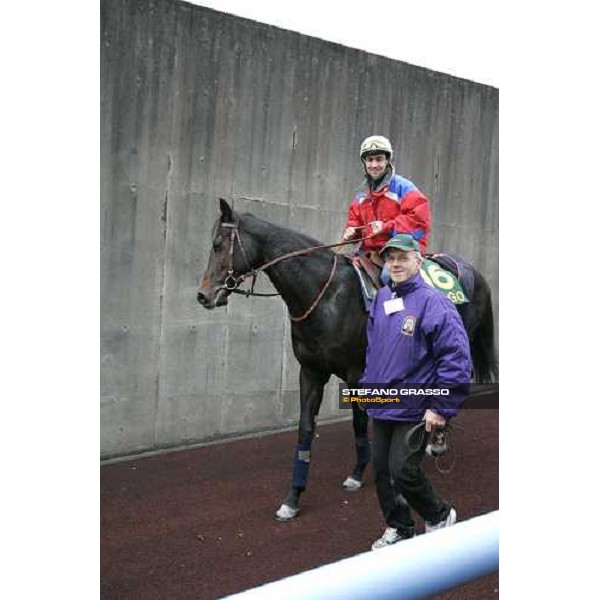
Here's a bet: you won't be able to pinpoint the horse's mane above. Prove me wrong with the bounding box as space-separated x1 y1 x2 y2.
215 210 327 251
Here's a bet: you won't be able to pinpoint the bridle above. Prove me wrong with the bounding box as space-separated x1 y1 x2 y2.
220 221 256 293
214 218 375 323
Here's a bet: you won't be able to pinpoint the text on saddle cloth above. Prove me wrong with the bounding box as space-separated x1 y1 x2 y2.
351 254 470 307
420 258 469 305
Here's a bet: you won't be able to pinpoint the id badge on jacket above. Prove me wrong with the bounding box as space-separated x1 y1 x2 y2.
383 296 404 315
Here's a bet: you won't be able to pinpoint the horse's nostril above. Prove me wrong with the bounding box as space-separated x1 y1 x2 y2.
197 292 207 304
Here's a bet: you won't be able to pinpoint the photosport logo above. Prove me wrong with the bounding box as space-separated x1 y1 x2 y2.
338 383 499 409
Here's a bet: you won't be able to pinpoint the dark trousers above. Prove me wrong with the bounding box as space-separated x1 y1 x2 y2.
372 418 450 536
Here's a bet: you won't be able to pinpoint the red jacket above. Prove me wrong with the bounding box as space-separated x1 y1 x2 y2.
344 168 431 254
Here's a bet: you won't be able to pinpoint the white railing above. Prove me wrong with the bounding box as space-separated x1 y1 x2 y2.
222 511 499 600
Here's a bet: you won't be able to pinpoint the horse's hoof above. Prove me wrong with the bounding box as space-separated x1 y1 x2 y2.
342 476 364 491
275 503 299 521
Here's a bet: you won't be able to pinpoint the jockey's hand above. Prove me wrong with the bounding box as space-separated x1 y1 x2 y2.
342 227 357 241
424 409 446 433
370 221 385 235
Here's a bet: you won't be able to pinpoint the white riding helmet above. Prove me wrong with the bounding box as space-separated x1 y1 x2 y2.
360 135 393 161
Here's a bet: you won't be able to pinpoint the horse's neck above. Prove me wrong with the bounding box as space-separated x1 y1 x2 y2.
245 216 336 315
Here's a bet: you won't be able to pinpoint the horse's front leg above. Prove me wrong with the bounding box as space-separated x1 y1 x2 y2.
275 366 328 521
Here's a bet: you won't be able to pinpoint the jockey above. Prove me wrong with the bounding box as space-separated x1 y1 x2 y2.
342 135 432 257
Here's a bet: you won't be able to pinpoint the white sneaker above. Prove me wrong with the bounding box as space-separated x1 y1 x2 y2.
275 503 299 521
342 476 363 491
425 507 457 533
371 527 405 550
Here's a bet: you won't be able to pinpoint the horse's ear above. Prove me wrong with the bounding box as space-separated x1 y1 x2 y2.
219 197 233 223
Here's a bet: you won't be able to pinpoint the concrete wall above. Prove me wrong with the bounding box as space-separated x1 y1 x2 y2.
101 0 499 459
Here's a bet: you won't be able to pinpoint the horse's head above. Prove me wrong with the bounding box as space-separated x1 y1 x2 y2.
197 198 257 309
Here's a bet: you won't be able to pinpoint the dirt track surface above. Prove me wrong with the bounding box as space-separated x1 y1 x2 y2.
101 409 498 599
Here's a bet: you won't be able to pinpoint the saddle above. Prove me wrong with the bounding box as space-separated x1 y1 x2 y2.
349 252 383 309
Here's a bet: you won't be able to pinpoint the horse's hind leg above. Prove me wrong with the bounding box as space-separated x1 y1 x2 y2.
342 401 370 490
460 270 498 383
275 366 328 521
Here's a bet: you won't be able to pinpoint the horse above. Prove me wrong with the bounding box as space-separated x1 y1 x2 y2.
197 198 498 521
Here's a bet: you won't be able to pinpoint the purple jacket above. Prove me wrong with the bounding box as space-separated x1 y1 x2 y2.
361 271 471 422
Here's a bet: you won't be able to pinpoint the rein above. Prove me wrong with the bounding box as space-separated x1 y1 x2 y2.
218 220 375 322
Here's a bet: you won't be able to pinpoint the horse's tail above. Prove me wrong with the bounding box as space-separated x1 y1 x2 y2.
471 276 499 383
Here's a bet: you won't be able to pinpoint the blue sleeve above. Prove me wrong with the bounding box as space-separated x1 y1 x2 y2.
422 296 472 419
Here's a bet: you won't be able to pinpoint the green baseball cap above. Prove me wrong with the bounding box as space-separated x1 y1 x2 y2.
379 233 420 255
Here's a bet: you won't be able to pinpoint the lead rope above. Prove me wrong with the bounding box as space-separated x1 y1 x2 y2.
404 420 463 474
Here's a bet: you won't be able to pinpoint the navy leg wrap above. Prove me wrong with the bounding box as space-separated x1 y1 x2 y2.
292 443 312 489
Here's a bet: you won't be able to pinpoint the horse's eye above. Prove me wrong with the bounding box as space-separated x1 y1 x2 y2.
213 237 223 251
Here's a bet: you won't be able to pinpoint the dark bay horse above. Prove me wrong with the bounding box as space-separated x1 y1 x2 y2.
197 199 497 520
